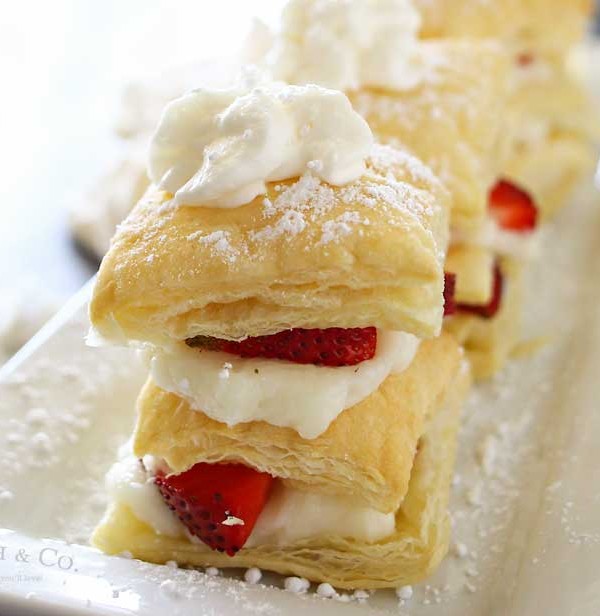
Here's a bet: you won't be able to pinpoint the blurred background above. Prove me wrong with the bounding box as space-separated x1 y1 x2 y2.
0 0 598 363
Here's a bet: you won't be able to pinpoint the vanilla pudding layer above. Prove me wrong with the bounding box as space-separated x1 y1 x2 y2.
451 218 540 260
148 330 420 440
107 450 395 545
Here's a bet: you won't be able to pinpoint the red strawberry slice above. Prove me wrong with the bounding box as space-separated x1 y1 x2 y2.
456 264 504 319
443 272 457 316
186 327 377 367
155 462 273 556
489 180 538 232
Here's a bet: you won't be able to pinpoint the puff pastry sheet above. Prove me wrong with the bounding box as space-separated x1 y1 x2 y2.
93 358 470 590
134 333 463 514
90 145 450 344
350 42 511 232
444 259 523 380
414 0 592 56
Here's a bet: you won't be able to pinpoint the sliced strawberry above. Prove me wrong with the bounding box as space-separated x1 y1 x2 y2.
489 180 538 232
443 272 457 316
155 463 273 556
186 327 377 367
456 264 504 319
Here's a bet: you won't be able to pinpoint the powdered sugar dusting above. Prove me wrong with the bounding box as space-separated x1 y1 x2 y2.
318 211 367 245
250 144 443 248
188 230 241 264
250 208 309 242
0 308 147 544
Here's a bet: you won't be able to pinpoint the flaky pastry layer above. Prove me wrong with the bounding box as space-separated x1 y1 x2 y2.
90 145 450 345
93 358 470 590
134 333 462 514
350 42 511 232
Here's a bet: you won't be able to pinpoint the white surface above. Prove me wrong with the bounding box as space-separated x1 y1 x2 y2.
0 176 599 614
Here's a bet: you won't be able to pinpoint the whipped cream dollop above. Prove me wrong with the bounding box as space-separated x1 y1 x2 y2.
266 0 422 91
108 454 395 545
149 331 420 439
148 81 373 208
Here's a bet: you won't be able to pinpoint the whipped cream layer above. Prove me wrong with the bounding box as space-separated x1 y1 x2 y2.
452 219 540 260
108 453 395 545
106 442 181 537
268 0 422 91
246 482 395 546
149 330 420 440
148 81 373 208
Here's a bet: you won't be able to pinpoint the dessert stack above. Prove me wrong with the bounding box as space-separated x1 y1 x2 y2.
87 0 598 592
89 81 470 588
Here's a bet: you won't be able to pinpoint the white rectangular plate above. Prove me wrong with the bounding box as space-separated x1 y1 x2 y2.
1 177 600 615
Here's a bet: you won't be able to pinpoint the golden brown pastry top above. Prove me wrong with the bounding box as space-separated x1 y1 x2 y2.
90 144 450 345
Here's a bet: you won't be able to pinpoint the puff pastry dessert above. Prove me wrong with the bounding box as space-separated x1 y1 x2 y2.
90 79 470 590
